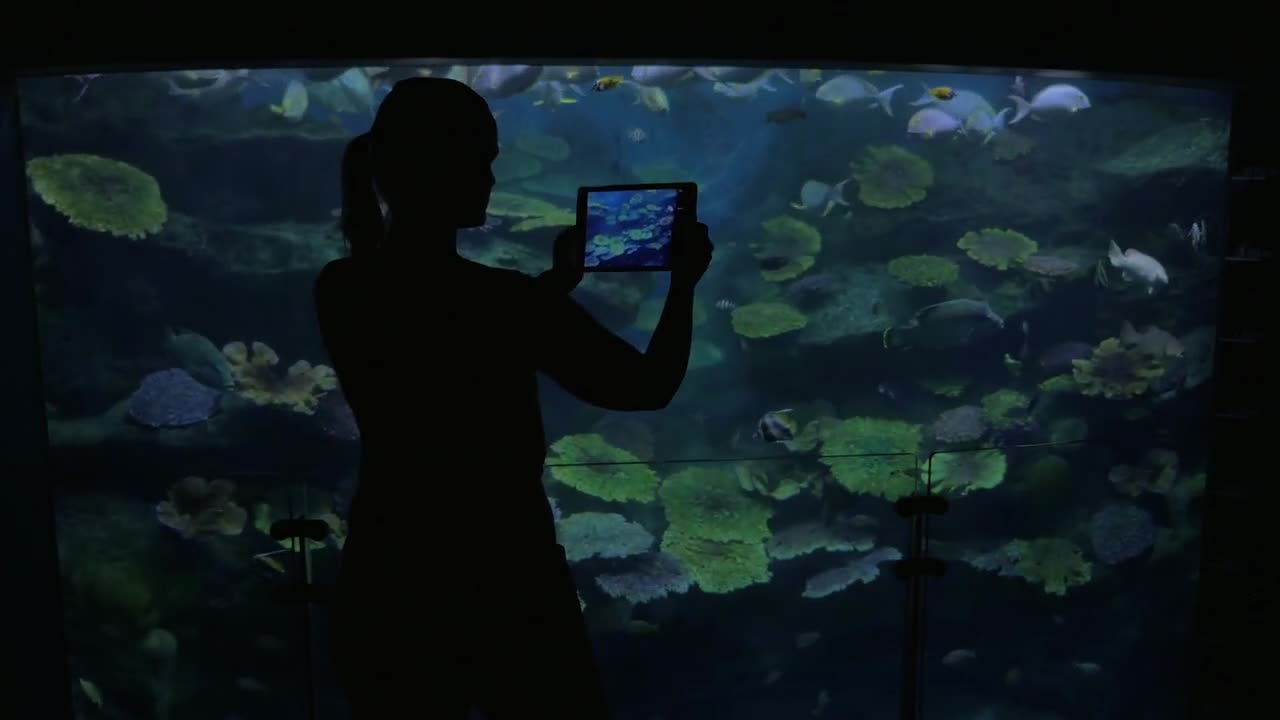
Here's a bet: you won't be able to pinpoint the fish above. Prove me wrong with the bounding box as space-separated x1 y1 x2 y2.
593 75 625 92
883 299 1005 350
270 79 309 121
766 105 807 124
1009 83 1091 124
754 409 798 443
715 299 736 311
791 179 851 217
964 107 1011 144
629 66 694 87
70 74 101 102
78 678 103 709
927 86 956 100
631 84 670 114
1119 321 1185 357
1010 75 1026 97
1189 220 1206 251
164 327 236 389
624 127 648 143
907 107 964 139
942 649 977 666
815 74 902 116
532 80 580 109
1107 239 1168 294
712 69 786 100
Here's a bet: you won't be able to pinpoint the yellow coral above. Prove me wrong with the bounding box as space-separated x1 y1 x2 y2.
222 341 337 414
752 216 822 282
849 145 934 209
887 254 959 287
956 228 1038 270
26 154 168 239
730 302 808 339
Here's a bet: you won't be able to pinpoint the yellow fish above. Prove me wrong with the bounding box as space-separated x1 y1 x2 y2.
593 75 625 91
927 86 956 100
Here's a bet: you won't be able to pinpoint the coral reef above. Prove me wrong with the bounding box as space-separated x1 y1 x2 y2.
594 552 693 603
956 228 1038 270
981 389 1031 430
546 433 660 502
730 301 808 339
155 476 247 539
1096 119 1229 177
26 154 168 239
930 405 987 444
556 512 655 562
888 254 960 287
930 449 1007 494
1089 504 1157 564
127 369 222 429
1071 338 1167 399
659 467 774 543
752 216 822 282
850 145 934 209
222 341 337 414
660 528 771 594
766 517 876 560
819 417 923 501
1008 537 1092 596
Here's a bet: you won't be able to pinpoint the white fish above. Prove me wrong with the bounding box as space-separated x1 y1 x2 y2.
269 80 309 121
1009 83 1091 124
907 107 964 138
1011 75 1026 97
942 648 977 666
964 107 1011 144
1189 220 1206 251
791 179 851 216
815 74 901 116
712 69 784 100
1108 239 1168 294
630 65 694 86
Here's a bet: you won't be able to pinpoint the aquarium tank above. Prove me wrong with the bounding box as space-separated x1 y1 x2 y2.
15 61 1228 720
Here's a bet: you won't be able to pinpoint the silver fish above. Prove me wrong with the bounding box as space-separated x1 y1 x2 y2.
1107 239 1168 294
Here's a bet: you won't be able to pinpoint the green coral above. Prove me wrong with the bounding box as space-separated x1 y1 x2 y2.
849 145 934 209
26 154 168 239
752 216 822 282
981 389 1030 430
887 254 959 287
513 133 572 162
547 434 660 503
819 417 923 500
659 467 774 543
492 150 544 183
1071 338 1166 399
730 302 808 339
1039 374 1079 393
660 528 771 594
931 449 1006 494
1008 538 1092 596
956 228 1038 270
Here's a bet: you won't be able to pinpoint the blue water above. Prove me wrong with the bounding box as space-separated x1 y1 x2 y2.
17 63 1230 720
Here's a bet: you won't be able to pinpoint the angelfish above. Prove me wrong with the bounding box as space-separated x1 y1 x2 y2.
754 409 798 443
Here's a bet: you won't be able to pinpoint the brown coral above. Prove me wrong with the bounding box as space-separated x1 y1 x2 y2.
222 341 337 414
156 476 246 538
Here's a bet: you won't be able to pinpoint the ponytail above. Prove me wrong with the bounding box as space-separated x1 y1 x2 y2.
340 132 384 257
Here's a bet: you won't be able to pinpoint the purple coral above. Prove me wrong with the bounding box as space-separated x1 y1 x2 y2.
127 368 222 428
931 405 988 444
595 552 692 603
1090 504 1157 564
316 390 359 441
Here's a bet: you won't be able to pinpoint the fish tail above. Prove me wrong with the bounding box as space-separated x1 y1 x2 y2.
774 69 795 84
1008 95 1032 124
269 104 283 115
1107 239 1124 267
876 84 902 117
993 107 1011 131
882 327 894 349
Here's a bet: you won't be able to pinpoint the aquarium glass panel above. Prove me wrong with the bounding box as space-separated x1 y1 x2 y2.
921 441 1207 719
19 61 1228 719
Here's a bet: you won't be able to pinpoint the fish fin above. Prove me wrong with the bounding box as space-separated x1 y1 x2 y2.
1008 95 1032 124
560 98 578 104
876 84 902 117
789 201 807 210
983 131 995 145
821 202 834 217
1107 239 1124 267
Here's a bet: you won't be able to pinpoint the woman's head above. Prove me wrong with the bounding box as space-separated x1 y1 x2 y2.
340 77 498 255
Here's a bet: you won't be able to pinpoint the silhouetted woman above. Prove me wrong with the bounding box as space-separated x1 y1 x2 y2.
315 77 711 719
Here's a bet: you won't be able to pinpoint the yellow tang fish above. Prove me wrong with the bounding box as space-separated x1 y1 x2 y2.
593 75 625 91
927 86 956 100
